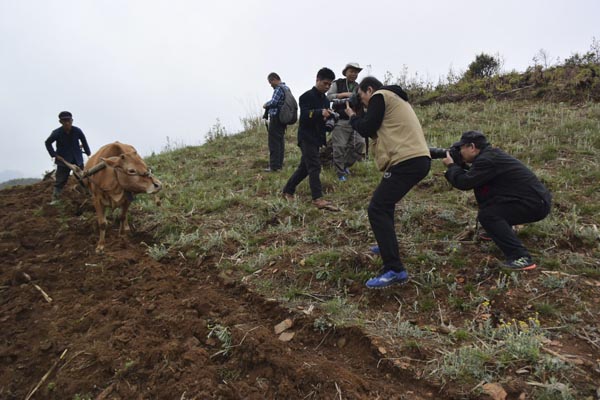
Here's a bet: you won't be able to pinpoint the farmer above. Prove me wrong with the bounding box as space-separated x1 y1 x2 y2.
345 77 431 289
442 130 552 270
45 111 91 204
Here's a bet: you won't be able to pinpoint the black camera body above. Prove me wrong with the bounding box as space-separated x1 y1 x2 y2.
331 92 361 111
325 111 340 132
429 145 463 165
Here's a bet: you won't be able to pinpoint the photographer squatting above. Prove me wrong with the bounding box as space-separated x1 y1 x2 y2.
442 130 552 271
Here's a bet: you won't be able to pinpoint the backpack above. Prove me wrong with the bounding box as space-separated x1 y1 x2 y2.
278 86 298 125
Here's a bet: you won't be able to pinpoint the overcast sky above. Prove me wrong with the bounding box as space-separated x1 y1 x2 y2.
1 0 598 179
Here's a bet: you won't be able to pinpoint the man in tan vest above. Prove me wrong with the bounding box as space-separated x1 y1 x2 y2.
345 77 431 289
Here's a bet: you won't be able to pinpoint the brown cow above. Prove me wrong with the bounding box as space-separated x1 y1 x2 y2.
84 142 162 254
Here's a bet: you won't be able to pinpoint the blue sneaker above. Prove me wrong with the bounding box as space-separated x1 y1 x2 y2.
338 174 347 182
366 270 409 289
369 245 380 255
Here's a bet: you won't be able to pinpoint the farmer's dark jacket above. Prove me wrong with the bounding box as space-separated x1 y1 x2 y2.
445 145 551 208
45 126 91 167
297 86 329 147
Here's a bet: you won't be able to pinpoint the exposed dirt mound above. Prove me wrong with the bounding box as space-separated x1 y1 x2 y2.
0 180 441 399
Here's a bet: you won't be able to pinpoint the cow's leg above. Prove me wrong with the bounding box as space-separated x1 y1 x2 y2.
119 201 131 236
94 198 107 254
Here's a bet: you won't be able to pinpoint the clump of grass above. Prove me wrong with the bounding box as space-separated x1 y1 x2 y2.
438 345 495 383
313 316 334 333
146 243 168 261
393 321 430 339
207 323 233 357
322 296 362 327
431 314 552 384
534 302 559 317
541 274 570 289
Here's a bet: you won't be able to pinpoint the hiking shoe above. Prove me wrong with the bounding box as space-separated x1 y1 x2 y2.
369 245 380 255
338 174 347 182
366 270 409 289
312 198 339 211
504 257 537 271
478 231 492 241
282 192 294 201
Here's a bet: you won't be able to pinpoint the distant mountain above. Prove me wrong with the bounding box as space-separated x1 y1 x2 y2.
0 178 41 190
0 170 23 182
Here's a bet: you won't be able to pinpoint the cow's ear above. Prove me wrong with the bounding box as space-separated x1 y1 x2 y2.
101 156 121 168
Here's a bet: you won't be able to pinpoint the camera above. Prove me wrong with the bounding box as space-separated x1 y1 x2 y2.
429 145 462 164
325 111 340 132
331 93 361 111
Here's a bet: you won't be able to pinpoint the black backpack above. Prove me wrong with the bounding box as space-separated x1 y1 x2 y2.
278 86 298 125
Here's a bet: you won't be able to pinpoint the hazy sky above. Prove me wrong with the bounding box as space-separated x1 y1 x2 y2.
1 0 598 179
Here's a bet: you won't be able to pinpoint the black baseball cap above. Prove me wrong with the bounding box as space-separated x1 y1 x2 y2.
453 130 488 147
58 111 73 120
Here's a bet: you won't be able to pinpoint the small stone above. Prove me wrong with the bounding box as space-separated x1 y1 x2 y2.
278 331 295 342
274 319 293 335
482 383 507 400
40 341 53 351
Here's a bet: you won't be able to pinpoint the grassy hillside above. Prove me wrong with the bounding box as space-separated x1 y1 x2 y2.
413 63 600 105
133 99 599 398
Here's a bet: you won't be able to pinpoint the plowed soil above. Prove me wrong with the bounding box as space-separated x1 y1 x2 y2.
0 180 441 399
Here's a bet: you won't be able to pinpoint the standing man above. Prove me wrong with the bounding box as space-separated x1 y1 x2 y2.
45 111 91 204
442 131 552 270
345 77 431 289
263 72 288 172
283 67 338 210
327 62 366 181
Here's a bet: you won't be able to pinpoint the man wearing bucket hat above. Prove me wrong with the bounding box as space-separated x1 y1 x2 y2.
326 62 366 181
442 131 552 270
45 111 92 204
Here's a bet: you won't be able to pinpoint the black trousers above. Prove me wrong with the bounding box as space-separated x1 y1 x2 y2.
283 140 322 200
268 115 286 170
368 156 431 272
54 164 78 192
478 197 551 261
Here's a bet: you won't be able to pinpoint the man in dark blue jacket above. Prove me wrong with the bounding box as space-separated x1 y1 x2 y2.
45 111 92 204
443 131 551 270
283 67 338 210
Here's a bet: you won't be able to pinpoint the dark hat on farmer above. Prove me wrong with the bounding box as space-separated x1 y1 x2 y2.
58 111 73 120
454 130 488 147
342 62 363 76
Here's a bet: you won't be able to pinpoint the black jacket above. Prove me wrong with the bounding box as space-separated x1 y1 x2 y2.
297 86 329 147
45 126 91 167
445 146 551 208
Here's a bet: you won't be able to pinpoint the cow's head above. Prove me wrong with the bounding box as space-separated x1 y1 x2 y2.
101 151 162 194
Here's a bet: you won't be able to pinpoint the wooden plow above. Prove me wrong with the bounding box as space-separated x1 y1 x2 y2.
54 156 106 196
